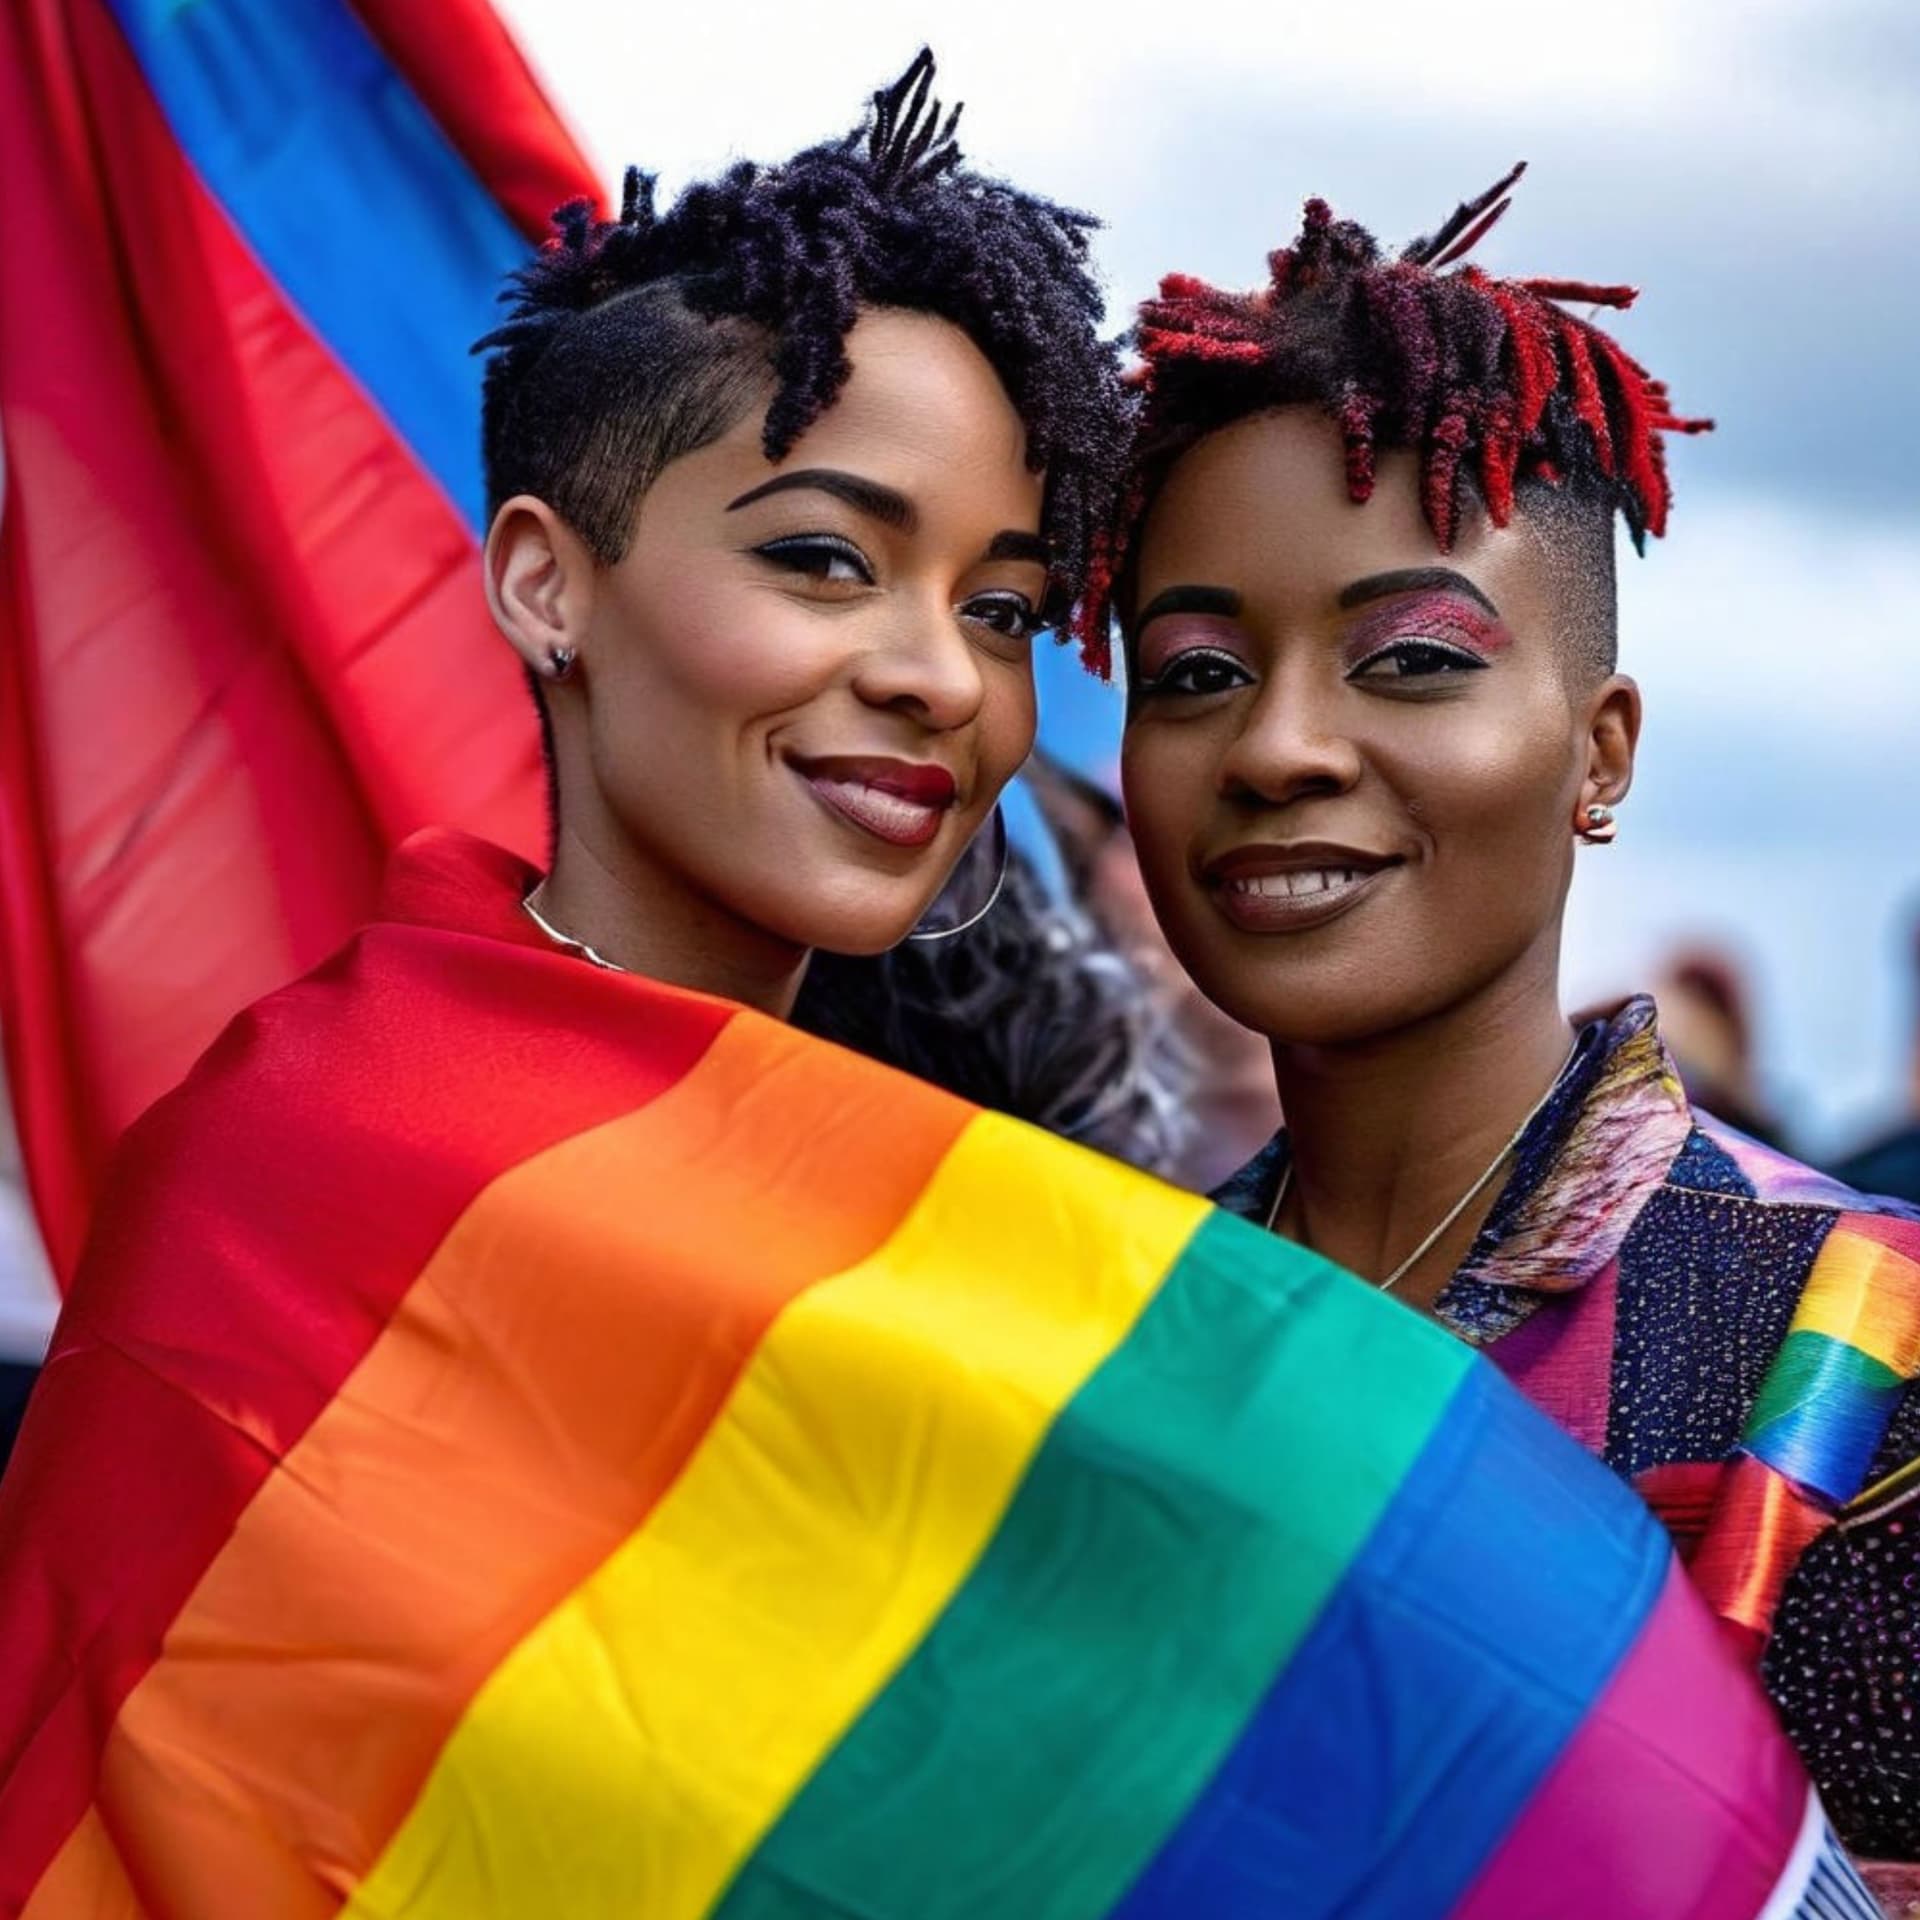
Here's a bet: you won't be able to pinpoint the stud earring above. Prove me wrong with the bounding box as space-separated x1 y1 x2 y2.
546 645 577 682
1577 802 1617 845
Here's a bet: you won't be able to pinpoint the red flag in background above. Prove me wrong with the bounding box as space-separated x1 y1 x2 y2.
0 0 598 1279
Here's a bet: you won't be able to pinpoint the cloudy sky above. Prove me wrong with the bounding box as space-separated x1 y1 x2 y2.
504 0 1920 1152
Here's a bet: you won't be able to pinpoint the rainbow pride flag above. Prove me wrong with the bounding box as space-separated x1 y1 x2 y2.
0 0 592 1279
0 832 1872 1917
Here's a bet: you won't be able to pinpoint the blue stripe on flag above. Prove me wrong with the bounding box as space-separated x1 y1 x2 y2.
102 0 532 527
1111 1360 1670 1918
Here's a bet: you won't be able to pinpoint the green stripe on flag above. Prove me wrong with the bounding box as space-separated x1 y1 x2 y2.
711 1208 1476 1920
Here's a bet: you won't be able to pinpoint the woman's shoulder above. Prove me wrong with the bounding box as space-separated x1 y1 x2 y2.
1639 1110 1920 1546
1571 1108 1920 1495
1630 1110 1920 1318
1628 1105 1918 1326
1679 1109 1920 1225
59 900 561 1364
1643 1112 1920 1348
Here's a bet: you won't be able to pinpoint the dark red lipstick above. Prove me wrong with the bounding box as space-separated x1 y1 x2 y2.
788 755 959 850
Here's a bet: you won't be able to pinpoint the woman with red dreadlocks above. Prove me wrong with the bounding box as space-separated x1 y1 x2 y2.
1092 169 1920 1885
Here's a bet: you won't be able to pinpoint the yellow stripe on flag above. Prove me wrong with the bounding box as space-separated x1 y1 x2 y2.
347 1114 1208 1920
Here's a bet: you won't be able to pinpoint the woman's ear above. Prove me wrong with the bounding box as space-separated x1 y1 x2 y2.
1581 672 1642 813
484 495 595 684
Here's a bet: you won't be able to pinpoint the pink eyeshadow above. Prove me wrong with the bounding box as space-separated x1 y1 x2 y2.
1341 592 1510 666
1134 615 1250 682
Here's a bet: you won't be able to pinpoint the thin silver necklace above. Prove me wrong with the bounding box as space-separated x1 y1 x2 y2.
523 887 628 973
1264 1037 1580 1296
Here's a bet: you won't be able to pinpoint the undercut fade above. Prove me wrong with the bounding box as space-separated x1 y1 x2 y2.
1078 165 1709 680
477 51 1130 600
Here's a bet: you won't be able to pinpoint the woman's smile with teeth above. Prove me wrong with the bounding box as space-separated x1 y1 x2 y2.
1206 858 1392 933
1224 869 1364 898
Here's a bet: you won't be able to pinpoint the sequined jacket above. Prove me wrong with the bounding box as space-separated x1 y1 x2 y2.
1215 996 1920 1861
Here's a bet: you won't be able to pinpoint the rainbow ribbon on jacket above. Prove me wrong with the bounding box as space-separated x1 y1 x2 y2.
1687 1172 1920 1645
0 834 1870 1918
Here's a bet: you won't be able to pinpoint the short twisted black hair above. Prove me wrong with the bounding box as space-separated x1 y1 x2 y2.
477 51 1129 600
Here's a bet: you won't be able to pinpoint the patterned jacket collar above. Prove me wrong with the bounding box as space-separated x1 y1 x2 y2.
1214 995 1696 1346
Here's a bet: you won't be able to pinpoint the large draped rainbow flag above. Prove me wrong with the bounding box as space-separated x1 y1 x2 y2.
0 830 1874 1917
0 0 594 1281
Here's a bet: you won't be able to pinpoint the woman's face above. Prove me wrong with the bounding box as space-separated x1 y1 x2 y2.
500 309 1048 957
1120 408 1635 1049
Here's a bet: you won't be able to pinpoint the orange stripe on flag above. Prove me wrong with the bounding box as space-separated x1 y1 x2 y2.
21 1809 146 1920
77 1017 968 1918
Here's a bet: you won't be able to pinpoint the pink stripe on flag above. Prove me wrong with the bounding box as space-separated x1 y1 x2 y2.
1452 1562 1808 1920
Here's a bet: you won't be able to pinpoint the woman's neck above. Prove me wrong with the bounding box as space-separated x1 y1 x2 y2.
537 819 810 1019
1269 945 1575 1311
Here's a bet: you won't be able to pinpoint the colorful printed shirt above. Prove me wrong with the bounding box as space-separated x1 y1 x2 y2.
1216 996 1920 1861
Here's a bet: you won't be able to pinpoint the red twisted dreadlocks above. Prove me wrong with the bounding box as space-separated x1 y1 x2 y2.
1074 164 1712 675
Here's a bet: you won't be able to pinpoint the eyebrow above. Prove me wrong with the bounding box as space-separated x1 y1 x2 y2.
725 468 916 531
1337 568 1499 618
1134 584 1243 625
726 472 1048 569
986 530 1052 567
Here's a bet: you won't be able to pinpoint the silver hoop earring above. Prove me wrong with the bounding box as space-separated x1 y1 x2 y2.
908 808 1009 943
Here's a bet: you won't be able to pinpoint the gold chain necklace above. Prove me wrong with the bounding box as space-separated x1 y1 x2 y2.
1263 1037 1579 1295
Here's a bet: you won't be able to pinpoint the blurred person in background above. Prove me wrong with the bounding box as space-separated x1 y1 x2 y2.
1652 943 1787 1150
1092 170 1920 1873
1832 906 1920 1206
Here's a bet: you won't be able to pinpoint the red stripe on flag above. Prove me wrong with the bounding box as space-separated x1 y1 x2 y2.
0 832 729 1905
347 0 604 240
0 0 544 1277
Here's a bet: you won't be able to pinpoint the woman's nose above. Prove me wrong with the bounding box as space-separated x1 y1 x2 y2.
1217 682 1364 805
850 599 989 732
